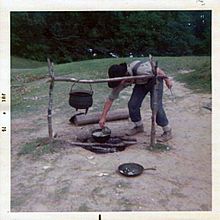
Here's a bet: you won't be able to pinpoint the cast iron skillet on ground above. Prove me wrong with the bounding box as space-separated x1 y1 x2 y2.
118 163 156 177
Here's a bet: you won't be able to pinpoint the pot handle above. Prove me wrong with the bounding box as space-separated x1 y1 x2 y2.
70 82 93 94
88 83 93 94
70 82 76 93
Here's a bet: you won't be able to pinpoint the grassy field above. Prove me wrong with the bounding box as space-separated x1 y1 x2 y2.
11 56 211 119
11 56 47 69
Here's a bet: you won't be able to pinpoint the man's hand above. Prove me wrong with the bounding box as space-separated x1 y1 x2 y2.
157 68 172 88
165 78 173 89
99 117 106 128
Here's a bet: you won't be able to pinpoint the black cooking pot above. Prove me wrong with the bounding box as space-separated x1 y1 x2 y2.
69 83 93 114
92 127 111 143
118 163 156 177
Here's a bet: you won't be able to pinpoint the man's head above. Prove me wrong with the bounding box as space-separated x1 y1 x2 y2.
108 63 128 88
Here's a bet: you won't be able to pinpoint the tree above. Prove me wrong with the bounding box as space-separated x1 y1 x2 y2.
11 11 211 63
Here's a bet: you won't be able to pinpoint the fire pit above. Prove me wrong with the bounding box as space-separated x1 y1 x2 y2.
83 137 126 153
68 136 137 154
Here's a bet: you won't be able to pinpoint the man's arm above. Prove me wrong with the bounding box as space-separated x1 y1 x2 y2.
99 98 113 128
99 80 129 128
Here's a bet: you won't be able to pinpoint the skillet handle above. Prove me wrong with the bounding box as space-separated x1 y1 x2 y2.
144 167 156 171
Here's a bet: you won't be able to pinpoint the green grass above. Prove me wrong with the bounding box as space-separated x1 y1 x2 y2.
175 60 211 93
11 56 47 69
11 56 211 119
18 137 52 157
18 137 62 158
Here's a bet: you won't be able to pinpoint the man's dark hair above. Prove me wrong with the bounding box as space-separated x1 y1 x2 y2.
108 63 127 88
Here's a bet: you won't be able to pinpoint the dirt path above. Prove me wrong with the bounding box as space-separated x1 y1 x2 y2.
11 80 211 211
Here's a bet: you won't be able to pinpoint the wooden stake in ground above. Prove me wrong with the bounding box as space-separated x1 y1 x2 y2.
47 58 54 146
150 59 159 148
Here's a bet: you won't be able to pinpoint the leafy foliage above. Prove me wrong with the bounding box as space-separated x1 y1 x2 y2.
11 11 211 63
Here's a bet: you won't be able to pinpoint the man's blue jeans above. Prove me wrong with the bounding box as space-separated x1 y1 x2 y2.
128 78 169 127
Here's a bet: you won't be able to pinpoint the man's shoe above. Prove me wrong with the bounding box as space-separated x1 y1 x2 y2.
157 130 172 142
125 125 144 136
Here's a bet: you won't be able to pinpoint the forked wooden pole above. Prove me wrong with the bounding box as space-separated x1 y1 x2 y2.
47 58 54 146
150 57 159 148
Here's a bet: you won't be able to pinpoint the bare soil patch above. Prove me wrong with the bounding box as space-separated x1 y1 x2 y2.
11 80 211 212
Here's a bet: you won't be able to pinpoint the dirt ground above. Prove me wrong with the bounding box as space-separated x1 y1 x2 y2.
11 79 212 212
